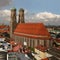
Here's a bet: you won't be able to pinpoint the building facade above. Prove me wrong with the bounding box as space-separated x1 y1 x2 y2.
14 23 51 48
10 8 51 48
10 8 25 38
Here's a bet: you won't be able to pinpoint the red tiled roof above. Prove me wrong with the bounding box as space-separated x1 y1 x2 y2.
0 30 9 33
41 58 49 60
14 23 50 40
35 45 47 52
0 36 5 38
56 38 60 43
0 25 9 33
52 38 60 43
0 25 5 29
12 44 20 52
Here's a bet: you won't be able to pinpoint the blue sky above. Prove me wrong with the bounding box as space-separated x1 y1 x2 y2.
6 0 60 14
1 0 60 14
0 0 60 25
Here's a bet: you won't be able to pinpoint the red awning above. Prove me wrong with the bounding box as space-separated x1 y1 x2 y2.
14 23 50 40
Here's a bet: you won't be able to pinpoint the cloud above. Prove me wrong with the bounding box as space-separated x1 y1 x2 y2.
0 0 13 7
0 9 60 25
0 9 10 25
25 11 60 25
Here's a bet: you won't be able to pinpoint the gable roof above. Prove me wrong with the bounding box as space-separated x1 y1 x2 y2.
35 45 48 52
14 23 50 40
0 25 9 33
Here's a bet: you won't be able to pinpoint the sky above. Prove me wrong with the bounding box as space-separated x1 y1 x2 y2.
0 0 60 25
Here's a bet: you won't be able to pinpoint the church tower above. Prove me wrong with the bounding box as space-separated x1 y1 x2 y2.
18 8 25 23
10 8 17 38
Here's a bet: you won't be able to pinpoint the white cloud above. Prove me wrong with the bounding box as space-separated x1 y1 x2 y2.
0 0 13 7
0 9 10 25
36 12 57 18
0 9 60 25
25 11 60 25
0 10 10 16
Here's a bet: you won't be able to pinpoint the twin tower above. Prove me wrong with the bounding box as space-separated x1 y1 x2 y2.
10 8 25 37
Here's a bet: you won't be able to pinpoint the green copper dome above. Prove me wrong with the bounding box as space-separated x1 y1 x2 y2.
11 7 16 11
19 8 24 12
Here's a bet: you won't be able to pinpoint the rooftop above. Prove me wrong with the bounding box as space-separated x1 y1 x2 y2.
14 23 50 40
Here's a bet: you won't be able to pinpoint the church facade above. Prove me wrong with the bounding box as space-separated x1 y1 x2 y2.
10 8 52 48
